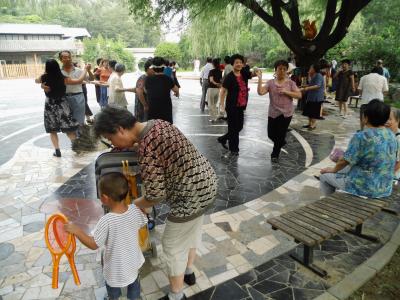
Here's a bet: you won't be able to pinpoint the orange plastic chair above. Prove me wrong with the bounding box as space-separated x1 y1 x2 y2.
44 213 80 289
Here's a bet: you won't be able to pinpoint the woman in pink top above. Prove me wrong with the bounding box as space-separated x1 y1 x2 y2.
257 60 302 161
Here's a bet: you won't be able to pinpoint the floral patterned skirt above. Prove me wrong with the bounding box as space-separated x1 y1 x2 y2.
44 96 79 133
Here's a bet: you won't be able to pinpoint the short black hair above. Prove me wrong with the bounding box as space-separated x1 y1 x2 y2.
96 58 102 65
115 63 125 73
206 57 212 63
94 106 137 137
341 59 351 65
109 60 117 70
144 58 153 72
319 59 330 69
230 54 245 64
58 50 71 59
371 66 384 76
99 172 129 202
212 58 220 69
311 63 321 73
274 59 289 70
224 56 231 64
363 99 390 127
152 56 165 73
170 61 176 66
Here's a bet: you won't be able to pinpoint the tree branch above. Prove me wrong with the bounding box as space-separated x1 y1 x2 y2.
235 0 277 28
314 0 338 42
280 0 302 38
235 0 301 53
323 0 372 52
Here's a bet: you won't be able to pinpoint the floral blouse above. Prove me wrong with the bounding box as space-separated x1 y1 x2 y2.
341 127 397 198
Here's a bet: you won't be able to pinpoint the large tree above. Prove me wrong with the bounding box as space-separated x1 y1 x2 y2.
128 0 371 68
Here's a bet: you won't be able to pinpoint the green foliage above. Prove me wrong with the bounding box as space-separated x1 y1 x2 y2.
82 35 135 71
0 0 161 47
154 42 182 61
177 4 288 68
327 0 400 80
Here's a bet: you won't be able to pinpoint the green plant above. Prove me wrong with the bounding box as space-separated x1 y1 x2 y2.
82 35 135 71
154 42 182 61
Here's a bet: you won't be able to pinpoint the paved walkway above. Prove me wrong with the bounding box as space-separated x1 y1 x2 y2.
0 78 398 300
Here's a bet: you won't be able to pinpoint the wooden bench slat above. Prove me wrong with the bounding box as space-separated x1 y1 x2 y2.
376 193 397 203
268 218 316 246
287 211 342 235
330 197 378 214
364 198 389 206
334 193 388 208
327 195 380 214
312 202 363 223
326 199 378 216
299 207 353 229
355 198 389 210
280 214 333 239
275 217 327 243
321 200 373 219
307 204 358 226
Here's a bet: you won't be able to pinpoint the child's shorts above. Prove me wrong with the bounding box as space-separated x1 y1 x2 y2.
162 215 204 276
106 277 140 300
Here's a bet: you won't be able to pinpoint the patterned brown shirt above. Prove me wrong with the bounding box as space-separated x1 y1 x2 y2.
138 120 217 222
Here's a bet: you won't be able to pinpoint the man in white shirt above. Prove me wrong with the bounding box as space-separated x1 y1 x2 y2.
358 66 388 105
59 51 94 125
200 57 213 112
358 66 388 129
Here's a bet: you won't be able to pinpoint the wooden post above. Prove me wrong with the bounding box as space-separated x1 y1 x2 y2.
33 54 38 78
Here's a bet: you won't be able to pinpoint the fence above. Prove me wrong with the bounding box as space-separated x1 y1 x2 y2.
0 64 45 79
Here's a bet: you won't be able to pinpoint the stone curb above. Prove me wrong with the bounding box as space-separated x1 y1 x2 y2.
313 219 400 300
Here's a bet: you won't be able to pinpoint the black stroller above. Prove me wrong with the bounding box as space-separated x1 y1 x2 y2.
94 150 157 257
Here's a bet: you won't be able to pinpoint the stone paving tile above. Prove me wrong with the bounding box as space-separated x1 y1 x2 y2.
0 86 398 300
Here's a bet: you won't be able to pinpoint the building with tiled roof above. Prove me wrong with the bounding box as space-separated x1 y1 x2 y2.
0 23 90 65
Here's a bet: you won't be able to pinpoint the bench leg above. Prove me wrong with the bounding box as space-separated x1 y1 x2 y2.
382 207 399 216
290 245 327 277
346 224 379 242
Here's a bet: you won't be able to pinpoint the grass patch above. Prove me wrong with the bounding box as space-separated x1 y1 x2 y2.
349 247 400 299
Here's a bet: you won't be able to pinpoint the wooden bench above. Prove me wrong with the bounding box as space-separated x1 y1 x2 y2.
267 193 388 277
348 95 361 108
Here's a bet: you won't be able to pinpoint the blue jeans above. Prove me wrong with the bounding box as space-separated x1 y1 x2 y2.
106 277 140 300
100 86 108 107
65 93 85 125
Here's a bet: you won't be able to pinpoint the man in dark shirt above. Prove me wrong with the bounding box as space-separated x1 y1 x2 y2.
145 57 179 123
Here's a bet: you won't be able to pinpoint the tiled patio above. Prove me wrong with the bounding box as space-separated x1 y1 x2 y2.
0 79 398 300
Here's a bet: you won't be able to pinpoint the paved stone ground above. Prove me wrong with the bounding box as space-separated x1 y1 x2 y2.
0 76 398 300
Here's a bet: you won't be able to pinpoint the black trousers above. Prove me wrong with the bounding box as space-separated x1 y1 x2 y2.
268 114 292 157
220 107 244 152
95 84 101 103
82 84 93 117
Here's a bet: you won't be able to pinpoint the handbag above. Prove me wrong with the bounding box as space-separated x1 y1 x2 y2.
329 148 344 162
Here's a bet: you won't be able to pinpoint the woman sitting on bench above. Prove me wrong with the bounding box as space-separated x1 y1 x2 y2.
319 99 397 198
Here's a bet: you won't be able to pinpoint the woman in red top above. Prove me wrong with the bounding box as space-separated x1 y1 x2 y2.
218 54 254 156
95 59 112 108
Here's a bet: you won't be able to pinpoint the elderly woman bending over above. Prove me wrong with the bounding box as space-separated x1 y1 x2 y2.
320 99 397 198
